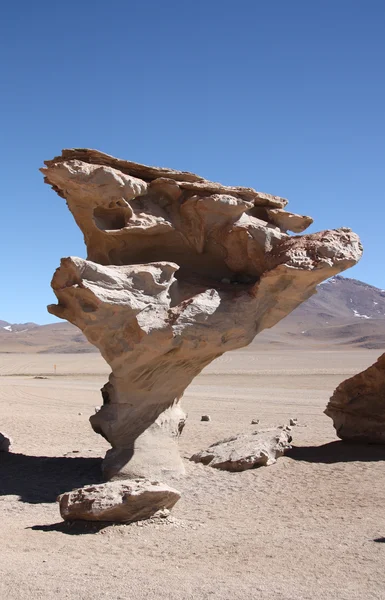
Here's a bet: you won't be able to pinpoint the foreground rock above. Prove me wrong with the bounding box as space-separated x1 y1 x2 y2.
58 480 181 523
0 432 12 452
325 353 385 443
41 149 362 481
190 427 292 471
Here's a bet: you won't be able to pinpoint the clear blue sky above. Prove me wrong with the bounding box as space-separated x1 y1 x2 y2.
1 0 384 323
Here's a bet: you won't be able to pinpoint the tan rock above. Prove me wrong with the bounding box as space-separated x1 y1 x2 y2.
190 427 292 471
42 149 362 481
58 480 181 523
265 208 313 233
325 353 385 443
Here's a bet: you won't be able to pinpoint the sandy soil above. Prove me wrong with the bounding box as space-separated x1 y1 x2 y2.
1 349 384 600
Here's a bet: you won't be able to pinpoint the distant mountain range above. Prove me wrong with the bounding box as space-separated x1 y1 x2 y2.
256 276 385 350
1 276 385 353
0 321 94 353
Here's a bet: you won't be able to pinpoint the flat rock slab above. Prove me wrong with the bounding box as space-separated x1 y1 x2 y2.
0 432 12 452
190 427 292 472
58 480 181 523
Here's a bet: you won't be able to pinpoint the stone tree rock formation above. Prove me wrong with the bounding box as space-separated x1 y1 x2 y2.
325 353 385 443
41 149 362 481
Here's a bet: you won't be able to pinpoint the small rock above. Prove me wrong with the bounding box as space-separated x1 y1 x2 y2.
289 418 298 426
58 480 181 523
78 413 82 416
201 415 211 422
154 508 171 519
34 376 48 380
190 427 292 472
94 406 101 414
0 432 12 452
251 419 259 425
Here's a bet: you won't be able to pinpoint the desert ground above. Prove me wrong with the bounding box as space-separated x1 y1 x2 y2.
1 347 384 600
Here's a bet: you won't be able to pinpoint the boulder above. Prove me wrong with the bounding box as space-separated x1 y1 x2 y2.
0 432 12 452
58 480 181 523
190 427 292 471
41 149 362 481
325 353 385 443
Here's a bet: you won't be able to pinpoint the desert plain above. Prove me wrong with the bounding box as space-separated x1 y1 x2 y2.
1 344 384 600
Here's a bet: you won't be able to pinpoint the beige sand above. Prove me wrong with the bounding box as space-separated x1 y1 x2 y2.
1 349 384 600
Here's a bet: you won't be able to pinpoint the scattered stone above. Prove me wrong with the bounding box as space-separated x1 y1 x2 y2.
289 418 298 426
78 413 82 416
58 480 181 523
201 415 211 422
251 419 260 425
42 148 362 480
94 406 101 414
325 352 385 443
34 376 49 380
190 427 292 471
0 432 12 452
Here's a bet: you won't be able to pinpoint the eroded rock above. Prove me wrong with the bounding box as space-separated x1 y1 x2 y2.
41 149 362 481
190 427 292 471
58 480 181 523
325 353 385 443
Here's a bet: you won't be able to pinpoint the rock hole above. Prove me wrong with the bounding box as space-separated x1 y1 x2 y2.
93 206 127 231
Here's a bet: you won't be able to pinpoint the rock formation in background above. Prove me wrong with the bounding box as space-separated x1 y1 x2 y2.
190 426 292 471
325 353 385 443
41 149 362 481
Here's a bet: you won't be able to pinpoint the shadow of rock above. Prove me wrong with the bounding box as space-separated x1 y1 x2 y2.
0 452 103 503
29 521 111 535
287 441 385 464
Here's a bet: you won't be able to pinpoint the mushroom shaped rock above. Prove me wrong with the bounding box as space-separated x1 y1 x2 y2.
42 149 363 481
58 480 181 523
325 352 385 443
